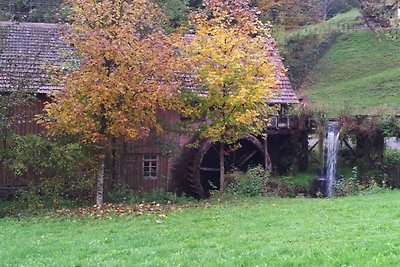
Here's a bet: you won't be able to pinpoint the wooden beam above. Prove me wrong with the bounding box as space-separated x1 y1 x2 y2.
237 150 257 167
199 167 220 171
308 140 319 152
343 138 356 157
310 155 321 164
264 139 272 172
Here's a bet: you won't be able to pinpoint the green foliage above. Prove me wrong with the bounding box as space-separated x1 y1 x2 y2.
5 187 86 216
104 183 136 204
0 91 36 163
334 166 388 197
379 116 400 137
264 173 316 197
385 149 400 166
275 10 364 89
156 0 189 32
226 165 269 197
334 166 361 196
105 186 195 205
383 149 400 188
10 135 97 205
140 189 195 204
0 0 64 22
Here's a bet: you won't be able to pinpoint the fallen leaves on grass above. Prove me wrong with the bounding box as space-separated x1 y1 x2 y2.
54 202 209 219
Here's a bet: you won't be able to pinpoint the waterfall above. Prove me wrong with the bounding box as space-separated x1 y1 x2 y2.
322 121 340 197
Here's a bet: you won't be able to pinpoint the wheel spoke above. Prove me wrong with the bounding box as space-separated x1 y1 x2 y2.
200 167 220 171
236 150 257 167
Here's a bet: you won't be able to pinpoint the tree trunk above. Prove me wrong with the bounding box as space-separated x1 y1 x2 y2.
219 143 225 195
96 155 105 207
111 137 117 188
264 138 271 173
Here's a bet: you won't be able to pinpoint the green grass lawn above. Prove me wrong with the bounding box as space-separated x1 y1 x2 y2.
1 191 400 266
303 30 400 116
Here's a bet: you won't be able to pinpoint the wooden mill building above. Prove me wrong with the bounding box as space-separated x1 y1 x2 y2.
0 22 301 198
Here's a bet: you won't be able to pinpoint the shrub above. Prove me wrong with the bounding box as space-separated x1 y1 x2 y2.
264 173 316 197
333 166 361 196
334 166 387 197
227 165 269 197
383 149 400 188
140 189 195 204
10 135 97 206
105 183 137 204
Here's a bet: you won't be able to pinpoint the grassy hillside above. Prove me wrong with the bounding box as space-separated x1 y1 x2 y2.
1 191 400 266
275 10 364 90
302 30 400 116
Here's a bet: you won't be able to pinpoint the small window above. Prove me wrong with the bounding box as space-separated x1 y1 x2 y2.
143 154 158 179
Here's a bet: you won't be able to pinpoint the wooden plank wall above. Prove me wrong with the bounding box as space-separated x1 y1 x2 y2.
115 110 181 193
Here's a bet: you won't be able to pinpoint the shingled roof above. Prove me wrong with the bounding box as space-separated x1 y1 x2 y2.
0 22 298 104
182 34 299 105
0 21 73 94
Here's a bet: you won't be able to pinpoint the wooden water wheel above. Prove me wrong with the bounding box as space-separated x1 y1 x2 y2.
193 135 268 197
171 135 270 199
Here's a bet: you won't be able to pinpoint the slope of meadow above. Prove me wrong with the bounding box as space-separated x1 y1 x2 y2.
302 30 400 116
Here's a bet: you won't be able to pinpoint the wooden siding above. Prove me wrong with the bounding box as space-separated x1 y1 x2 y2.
114 110 181 193
122 153 169 193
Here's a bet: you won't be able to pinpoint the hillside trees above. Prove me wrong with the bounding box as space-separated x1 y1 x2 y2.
359 0 399 28
43 0 184 206
255 0 322 27
182 0 277 194
255 0 357 26
155 0 190 32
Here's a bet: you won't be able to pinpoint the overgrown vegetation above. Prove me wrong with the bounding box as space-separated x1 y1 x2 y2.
105 187 195 206
384 149 400 188
0 0 66 22
10 135 97 203
265 173 317 197
226 165 269 197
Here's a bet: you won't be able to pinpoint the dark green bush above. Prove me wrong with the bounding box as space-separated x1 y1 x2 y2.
227 166 269 197
264 173 316 197
384 149 400 188
105 183 137 204
10 135 97 206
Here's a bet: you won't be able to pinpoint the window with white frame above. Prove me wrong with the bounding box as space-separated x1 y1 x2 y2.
143 154 158 179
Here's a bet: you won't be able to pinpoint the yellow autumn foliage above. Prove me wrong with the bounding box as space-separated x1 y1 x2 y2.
43 0 184 144
183 0 277 145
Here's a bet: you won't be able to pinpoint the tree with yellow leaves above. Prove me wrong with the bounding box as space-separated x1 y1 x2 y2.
183 0 277 194
43 0 183 206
